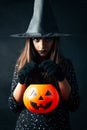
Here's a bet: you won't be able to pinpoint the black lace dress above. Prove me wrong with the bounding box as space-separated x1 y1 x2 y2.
8 59 80 130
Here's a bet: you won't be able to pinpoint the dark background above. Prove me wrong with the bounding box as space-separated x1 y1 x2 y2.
0 0 87 130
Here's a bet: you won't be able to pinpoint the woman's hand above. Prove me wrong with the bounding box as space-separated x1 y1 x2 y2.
13 62 40 103
18 62 40 85
40 60 65 81
40 60 71 100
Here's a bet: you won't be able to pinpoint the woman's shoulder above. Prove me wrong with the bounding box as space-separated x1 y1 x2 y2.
60 57 73 67
59 57 74 73
12 61 19 74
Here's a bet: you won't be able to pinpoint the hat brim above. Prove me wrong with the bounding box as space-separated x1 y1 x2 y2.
10 32 71 38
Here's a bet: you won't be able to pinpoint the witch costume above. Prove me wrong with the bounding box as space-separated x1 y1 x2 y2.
8 0 80 130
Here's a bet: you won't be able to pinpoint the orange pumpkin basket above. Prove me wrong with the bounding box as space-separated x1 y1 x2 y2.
23 84 59 114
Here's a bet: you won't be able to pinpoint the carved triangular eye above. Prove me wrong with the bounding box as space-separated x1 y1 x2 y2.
45 90 51 96
30 90 37 96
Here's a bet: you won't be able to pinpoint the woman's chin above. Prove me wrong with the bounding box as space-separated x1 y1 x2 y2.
39 53 47 57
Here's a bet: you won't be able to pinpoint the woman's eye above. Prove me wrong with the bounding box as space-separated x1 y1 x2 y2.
32 37 54 43
45 38 54 42
33 38 40 42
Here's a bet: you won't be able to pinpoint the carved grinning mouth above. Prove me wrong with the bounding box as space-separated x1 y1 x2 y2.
30 101 52 110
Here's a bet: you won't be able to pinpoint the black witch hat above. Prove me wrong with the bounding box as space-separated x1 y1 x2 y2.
11 0 70 38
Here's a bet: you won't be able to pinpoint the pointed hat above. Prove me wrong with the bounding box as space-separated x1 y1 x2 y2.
11 0 70 38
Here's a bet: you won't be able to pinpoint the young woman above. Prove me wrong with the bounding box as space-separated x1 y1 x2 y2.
8 37 80 130
8 0 80 129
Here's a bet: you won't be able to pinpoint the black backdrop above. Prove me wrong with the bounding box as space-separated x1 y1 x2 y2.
0 0 87 130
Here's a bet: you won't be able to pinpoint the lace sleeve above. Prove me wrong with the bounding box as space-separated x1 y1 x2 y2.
8 63 24 113
65 59 80 111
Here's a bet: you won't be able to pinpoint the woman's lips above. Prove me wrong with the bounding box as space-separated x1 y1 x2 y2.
38 50 46 54
38 50 47 56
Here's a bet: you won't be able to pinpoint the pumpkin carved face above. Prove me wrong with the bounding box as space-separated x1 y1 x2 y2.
23 84 59 114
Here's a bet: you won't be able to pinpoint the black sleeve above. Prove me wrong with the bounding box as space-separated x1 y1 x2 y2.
64 59 80 111
8 63 24 113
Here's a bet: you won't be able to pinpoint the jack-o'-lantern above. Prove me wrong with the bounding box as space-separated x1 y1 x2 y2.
23 84 59 114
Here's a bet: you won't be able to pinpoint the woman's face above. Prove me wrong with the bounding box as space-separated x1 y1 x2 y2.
32 37 54 57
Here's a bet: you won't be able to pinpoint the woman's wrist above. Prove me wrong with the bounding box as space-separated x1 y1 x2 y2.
13 83 26 103
58 79 71 100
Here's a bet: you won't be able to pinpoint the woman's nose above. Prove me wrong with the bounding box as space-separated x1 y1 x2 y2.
40 39 45 48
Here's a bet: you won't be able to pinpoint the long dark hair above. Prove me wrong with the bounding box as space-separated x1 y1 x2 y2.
17 37 63 71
